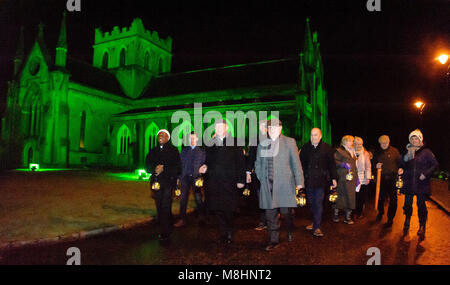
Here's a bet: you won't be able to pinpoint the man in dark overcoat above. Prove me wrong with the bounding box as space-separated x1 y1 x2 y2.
145 129 181 242
199 119 246 244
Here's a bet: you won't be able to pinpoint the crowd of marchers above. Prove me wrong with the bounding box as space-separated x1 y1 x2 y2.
145 119 438 251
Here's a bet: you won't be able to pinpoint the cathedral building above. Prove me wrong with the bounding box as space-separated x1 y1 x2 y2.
1 14 331 169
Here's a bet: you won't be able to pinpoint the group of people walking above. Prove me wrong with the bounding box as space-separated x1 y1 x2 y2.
145 119 439 250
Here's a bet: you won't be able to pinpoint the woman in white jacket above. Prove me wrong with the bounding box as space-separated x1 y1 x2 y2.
354 137 372 219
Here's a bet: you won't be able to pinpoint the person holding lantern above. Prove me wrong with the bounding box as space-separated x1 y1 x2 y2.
174 132 206 228
198 119 246 244
300 128 338 237
145 129 181 242
333 135 358 224
255 118 304 251
373 135 402 226
399 129 438 239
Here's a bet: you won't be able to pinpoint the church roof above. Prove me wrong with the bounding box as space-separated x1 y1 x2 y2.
66 57 126 97
117 94 295 116
140 57 300 98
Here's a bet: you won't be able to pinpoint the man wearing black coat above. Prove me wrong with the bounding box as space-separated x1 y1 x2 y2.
199 119 246 244
300 128 338 237
145 129 181 242
373 135 402 226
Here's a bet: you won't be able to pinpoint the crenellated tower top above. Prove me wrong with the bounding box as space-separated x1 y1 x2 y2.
94 18 172 53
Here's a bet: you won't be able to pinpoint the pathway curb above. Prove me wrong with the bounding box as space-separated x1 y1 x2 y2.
0 217 153 252
0 208 195 252
429 196 450 216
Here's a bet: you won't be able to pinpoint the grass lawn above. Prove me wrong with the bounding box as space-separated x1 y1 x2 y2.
0 170 195 243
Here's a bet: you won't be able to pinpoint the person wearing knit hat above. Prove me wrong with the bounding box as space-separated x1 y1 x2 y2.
156 129 171 140
408 129 423 143
398 129 438 240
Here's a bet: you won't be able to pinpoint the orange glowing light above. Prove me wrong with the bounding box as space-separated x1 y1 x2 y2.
415 101 424 109
437 54 449 65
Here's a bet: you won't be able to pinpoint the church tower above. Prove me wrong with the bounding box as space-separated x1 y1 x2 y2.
92 18 173 98
297 18 332 145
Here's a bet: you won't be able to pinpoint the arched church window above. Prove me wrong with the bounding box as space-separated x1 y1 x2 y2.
80 111 86 149
102 52 109 69
120 48 126 67
144 122 159 158
144 51 150 70
117 124 131 155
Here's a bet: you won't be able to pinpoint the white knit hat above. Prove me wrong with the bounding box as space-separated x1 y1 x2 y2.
409 129 423 142
157 129 171 140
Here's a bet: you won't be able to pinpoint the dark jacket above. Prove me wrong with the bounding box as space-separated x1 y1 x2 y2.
145 142 181 187
373 146 402 179
204 135 246 212
300 140 338 189
401 145 438 195
334 146 357 210
180 146 206 179
246 145 258 173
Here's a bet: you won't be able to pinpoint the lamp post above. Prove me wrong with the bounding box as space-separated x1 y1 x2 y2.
414 101 426 128
436 53 449 104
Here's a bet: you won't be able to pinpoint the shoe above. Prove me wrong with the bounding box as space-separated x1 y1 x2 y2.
313 229 324 237
255 223 267 231
174 219 186 228
344 219 354 225
158 234 170 242
305 224 313 231
219 235 232 244
417 224 426 237
345 210 354 224
384 220 393 227
264 243 280 251
288 232 293 242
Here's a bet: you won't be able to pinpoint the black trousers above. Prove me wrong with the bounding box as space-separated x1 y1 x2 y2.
265 207 293 244
215 210 234 239
377 177 397 221
403 193 428 225
355 184 369 217
179 176 206 220
153 183 173 238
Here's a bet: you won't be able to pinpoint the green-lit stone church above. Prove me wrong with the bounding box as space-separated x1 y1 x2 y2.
1 15 331 169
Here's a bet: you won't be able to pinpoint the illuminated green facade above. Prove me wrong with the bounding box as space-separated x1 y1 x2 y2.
1 16 331 169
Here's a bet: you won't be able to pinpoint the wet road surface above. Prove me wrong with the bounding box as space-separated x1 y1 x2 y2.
1 194 449 265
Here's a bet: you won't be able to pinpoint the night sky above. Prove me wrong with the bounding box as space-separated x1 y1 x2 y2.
0 0 449 169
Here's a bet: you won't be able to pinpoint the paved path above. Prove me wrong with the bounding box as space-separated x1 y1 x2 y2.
1 193 449 265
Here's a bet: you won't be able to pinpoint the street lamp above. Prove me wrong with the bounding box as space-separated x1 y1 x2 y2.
436 53 450 104
437 54 448 65
414 100 426 128
414 101 425 114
